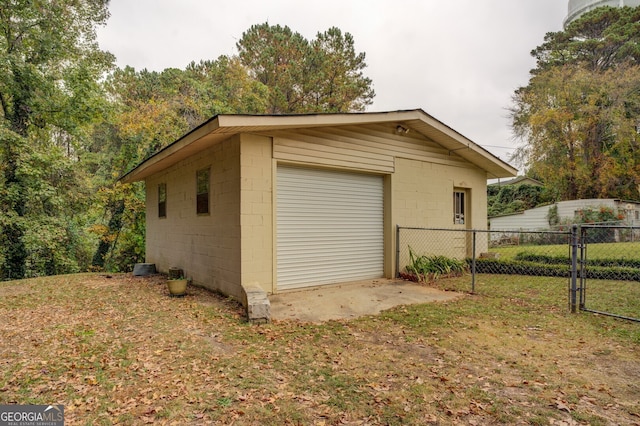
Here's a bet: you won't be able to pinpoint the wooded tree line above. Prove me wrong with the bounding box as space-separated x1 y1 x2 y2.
511 6 640 203
2 2 639 278
487 183 554 218
0 1 374 279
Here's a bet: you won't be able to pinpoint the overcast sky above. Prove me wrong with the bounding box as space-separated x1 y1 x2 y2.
96 0 569 167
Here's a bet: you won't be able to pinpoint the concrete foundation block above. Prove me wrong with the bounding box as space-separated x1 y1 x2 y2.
133 263 156 276
243 285 271 324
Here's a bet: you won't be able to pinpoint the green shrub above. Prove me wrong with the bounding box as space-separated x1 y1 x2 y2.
473 258 640 281
514 252 569 265
514 252 640 268
405 248 468 282
583 266 640 281
472 258 570 278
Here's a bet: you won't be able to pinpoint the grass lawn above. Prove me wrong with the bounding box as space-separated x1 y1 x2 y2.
487 241 640 319
581 278 640 319
1 273 639 425
491 241 640 261
490 243 570 260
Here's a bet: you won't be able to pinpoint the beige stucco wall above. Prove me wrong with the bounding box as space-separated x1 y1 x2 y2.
145 135 243 300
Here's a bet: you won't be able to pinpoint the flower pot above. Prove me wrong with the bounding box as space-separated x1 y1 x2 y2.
167 278 187 297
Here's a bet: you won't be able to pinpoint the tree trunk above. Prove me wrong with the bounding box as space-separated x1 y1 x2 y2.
92 198 125 269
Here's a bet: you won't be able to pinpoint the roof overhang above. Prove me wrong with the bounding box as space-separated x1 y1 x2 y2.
119 109 517 183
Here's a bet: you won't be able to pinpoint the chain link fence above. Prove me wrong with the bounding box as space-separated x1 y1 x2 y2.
579 225 640 321
396 225 640 322
396 227 572 287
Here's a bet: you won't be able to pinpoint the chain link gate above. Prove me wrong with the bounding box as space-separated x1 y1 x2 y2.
397 225 639 323
576 224 640 323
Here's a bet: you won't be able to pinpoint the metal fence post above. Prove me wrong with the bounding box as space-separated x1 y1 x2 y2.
570 224 579 313
579 226 586 310
395 225 400 278
471 230 476 294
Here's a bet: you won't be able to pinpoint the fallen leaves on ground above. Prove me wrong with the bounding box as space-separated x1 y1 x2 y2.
0 273 639 425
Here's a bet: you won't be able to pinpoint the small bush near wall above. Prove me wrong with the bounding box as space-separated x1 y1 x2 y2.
401 248 468 283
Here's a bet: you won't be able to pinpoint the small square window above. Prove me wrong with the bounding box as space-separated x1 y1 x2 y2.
196 168 210 215
454 191 465 225
158 183 167 218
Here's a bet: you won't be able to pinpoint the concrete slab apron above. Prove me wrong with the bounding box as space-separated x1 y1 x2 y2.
269 279 461 323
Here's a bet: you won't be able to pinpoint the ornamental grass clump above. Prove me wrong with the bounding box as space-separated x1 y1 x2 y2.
403 247 468 283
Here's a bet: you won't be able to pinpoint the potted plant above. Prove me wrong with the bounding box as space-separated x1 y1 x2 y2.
167 270 187 297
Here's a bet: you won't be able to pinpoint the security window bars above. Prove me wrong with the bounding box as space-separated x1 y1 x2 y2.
454 191 465 225
158 183 167 218
196 168 210 215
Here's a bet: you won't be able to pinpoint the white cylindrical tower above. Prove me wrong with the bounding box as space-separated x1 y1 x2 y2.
565 0 640 27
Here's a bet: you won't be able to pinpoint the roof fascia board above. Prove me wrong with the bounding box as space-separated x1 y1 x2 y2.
412 110 517 178
120 116 222 183
120 109 517 183
216 110 425 128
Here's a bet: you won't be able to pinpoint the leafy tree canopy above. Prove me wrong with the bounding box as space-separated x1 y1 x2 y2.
533 6 640 73
237 23 374 113
0 9 377 278
487 183 554 217
511 6 640 201
0 0 113 279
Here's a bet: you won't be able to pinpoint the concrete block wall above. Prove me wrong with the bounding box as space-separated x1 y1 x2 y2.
392 157 487 229
239 134 274 293
141 126 493 300
145 135 243 300
392 157 489 264
393 159 450 229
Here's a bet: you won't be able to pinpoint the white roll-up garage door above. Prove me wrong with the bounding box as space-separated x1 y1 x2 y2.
277 165 384 291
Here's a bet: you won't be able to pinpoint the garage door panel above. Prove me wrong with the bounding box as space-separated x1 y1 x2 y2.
277 166 384 290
